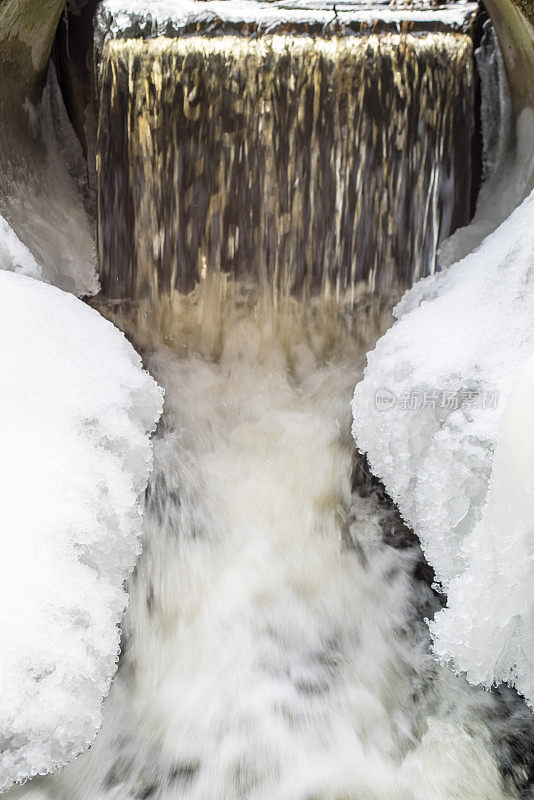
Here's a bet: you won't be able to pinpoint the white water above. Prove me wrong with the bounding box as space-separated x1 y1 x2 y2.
6 281 524 800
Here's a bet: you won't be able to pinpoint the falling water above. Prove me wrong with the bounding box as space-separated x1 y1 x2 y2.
96 33 473 302
9 26 534 800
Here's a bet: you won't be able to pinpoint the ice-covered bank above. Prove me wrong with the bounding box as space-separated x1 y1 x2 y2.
0 268 162 791
0 216 42 280
431 351 534 707
352 188 534 702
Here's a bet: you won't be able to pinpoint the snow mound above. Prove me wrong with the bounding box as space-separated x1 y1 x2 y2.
0 271 163 791
352 189 534 697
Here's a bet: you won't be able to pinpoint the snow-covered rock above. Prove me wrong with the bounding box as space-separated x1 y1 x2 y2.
0 270 163 791
352 189 534 697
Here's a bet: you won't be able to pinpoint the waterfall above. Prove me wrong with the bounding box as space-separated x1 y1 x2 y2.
10 25 534 800
96 33 473 304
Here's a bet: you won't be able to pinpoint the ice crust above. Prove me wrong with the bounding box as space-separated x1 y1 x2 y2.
430 352 534 705
352 189 534 699
99 0 477 36
0 66 99 298
0 269 163 791
0 216 43 280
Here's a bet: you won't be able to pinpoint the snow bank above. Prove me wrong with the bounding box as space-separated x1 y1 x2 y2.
0 270 163 791
352 189 534 697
